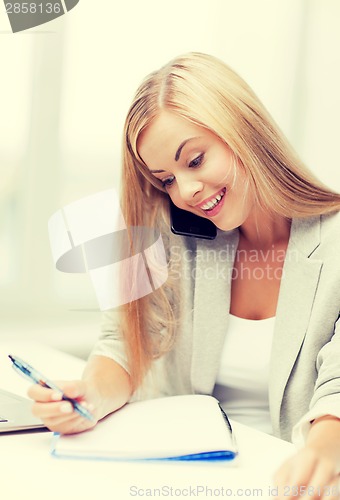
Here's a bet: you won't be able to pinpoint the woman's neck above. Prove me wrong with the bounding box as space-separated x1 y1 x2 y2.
239 210 292 249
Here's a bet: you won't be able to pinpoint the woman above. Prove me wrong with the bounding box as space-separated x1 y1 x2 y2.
29 53 340 498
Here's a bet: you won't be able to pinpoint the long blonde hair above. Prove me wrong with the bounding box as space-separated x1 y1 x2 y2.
120 52 340 390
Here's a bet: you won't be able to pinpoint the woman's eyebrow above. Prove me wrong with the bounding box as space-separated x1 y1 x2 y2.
175 137 201 161
149 136 202 173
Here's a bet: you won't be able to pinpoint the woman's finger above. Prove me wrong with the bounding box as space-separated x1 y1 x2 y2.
55 380 88 400
27 380 87 402
304 458 335 500
42 412 83 429
31 400 76 419
44 414 96 434
321 475 340 500
27 384 62 402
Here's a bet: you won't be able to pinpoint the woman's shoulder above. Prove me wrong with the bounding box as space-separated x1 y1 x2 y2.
320 211 340 242
318 211 340 256
320 210 340 228
293 210 340 236
291 211 340 259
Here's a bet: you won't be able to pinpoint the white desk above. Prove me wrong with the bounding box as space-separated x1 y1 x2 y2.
0 341 294 500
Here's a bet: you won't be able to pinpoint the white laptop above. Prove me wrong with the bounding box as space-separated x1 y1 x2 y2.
0 388 47 433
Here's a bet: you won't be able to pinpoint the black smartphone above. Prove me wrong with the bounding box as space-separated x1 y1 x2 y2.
169 199 217 240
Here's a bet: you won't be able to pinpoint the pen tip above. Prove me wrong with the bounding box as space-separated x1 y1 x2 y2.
8 354 14 362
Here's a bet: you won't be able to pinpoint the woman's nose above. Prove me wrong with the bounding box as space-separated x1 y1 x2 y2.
177 179 204 203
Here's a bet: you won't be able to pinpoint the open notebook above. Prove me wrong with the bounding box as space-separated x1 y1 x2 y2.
51 395 238 461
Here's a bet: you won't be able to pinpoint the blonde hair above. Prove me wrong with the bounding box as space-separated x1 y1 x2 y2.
119 52 340 390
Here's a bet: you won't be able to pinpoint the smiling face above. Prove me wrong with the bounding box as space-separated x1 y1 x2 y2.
137 110 254 232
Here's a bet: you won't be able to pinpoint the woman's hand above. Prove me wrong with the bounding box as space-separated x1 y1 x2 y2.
27 380 100 434
273 416 340 499
273 446 340 499
27 356 132 435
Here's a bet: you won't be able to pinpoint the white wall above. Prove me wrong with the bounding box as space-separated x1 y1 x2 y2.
298 0 340 188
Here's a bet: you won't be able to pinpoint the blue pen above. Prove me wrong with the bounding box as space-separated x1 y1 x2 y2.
8 354 94 421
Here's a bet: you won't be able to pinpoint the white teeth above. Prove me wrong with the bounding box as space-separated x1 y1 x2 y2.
201 189 226 211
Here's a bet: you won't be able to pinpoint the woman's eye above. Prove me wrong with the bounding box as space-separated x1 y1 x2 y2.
189 153 204 168
162 176 175 188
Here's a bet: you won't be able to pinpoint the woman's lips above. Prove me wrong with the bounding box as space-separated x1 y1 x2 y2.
197 188 226 210
198 188 227 217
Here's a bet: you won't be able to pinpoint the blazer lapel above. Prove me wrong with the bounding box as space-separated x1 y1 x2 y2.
269 216 323 435
191 229 239 394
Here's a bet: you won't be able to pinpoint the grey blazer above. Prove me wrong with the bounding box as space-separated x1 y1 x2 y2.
92 212 340 443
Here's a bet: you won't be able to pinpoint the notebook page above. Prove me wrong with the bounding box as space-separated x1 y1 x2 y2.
53 395 235 459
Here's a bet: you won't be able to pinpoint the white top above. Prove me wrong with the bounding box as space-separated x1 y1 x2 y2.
213 314 275 435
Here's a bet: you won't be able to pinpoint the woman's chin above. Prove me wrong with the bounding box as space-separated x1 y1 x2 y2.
213 221 238 232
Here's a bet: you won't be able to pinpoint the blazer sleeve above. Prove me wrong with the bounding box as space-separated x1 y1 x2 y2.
291 314 340 446
88 310 130 374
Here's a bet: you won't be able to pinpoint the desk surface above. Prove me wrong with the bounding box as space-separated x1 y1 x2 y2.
0 341 294 500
